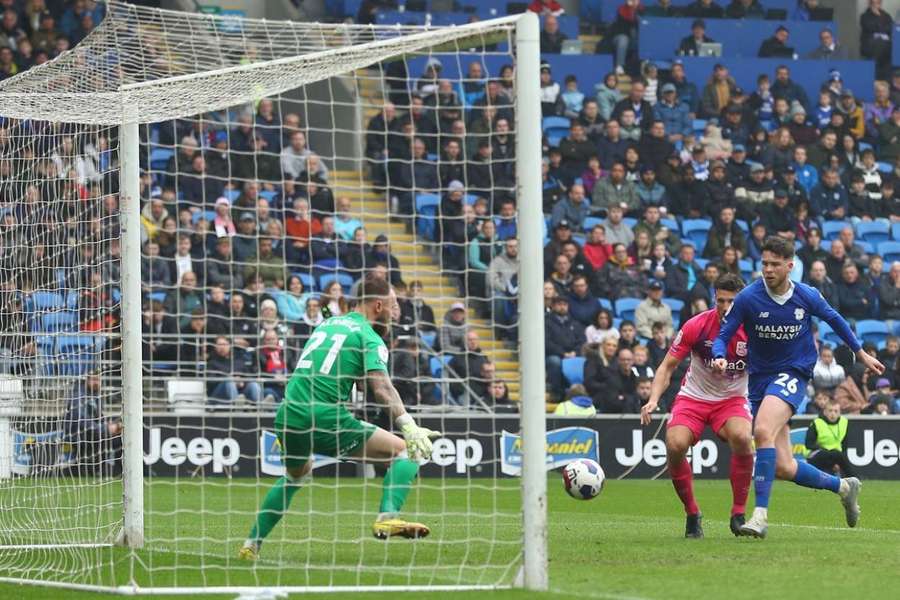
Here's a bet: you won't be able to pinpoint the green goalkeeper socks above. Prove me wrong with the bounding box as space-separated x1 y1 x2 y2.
248 475 304 543
379 458 420 515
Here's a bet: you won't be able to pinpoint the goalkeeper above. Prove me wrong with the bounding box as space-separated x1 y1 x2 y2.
240 274 440 560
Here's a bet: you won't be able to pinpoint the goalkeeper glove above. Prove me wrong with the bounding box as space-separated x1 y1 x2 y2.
396 414 441 461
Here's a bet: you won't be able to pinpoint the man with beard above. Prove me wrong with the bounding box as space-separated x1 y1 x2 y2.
240 275 441 561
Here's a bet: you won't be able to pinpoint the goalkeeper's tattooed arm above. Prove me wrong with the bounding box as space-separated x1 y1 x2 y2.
367 370 408 423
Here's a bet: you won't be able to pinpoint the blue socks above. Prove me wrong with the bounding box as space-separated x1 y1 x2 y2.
792 460 841 493
753 447 776 509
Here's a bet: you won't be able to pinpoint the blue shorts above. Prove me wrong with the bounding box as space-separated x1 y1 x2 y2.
748 369 808 416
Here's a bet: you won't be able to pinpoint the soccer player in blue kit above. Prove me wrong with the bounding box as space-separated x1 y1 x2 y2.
712 237 885 538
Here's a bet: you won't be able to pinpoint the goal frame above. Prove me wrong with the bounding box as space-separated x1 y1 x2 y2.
1 9 548 595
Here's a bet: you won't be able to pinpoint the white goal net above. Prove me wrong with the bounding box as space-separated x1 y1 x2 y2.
0 1 547 594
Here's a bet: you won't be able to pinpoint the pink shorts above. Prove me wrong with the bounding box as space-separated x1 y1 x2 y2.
667 395 752 443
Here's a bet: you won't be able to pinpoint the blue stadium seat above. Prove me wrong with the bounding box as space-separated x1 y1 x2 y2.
419 330 437 349
692 119 707 135
224 189 241 202
583 216 603 232
856 221 891 244
150 147 174 171
543 116 572 147
856 320 890 345
29 291 65 312
878 241 900 263
739 259 754 281
319 272 354 294
694 257 709 269
597 298 613 312
622 217 638 229
293 272 317 292
816 321 842 347
571 233 586 247
736 220 750 234
192 210 216 225
40 311 78 333
858 241 876 254
822 220 846 241
662 297 684 315
614 298 641 322
429 355 453 378
681 219 711 249
877 161 893 173
415 193 441 241
259 189 278 203
562 357 586 386
149 291 167 303
542 116 572 132
660 217 679 233
819 239 832 252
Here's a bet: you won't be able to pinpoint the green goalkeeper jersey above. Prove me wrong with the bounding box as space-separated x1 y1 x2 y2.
283 311 389 408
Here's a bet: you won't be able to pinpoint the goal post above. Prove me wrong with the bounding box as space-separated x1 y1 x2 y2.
0 1 547 593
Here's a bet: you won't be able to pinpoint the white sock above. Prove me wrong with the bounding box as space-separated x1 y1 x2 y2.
377 512 398 522
839 479 850 497
753 507 768 520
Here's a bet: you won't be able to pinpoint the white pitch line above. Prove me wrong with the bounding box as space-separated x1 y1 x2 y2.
547 588 656 600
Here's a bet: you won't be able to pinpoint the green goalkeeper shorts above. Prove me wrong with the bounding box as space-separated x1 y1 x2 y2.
274 402 377 469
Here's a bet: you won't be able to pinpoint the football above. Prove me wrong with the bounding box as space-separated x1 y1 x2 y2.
562 459 605 500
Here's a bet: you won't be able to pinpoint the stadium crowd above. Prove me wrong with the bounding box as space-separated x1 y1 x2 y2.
0 0 898 418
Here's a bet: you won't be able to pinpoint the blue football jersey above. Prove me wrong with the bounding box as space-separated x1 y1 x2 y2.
712 279 861 378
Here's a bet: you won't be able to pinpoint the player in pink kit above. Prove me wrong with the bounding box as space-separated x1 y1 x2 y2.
640 274 754 538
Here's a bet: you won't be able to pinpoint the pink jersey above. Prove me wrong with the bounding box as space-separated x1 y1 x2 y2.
669 309 749 403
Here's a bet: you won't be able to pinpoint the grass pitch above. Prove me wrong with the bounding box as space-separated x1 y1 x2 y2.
2 477 900 599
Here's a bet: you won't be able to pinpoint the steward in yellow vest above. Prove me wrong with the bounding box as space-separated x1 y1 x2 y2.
805 398 855 477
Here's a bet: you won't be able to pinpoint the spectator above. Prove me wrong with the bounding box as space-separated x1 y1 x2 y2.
597 120 630 169
449 330 489 402
256 329 291 403
878 105 900 162
655 84 691 143
879 335 899 367
292 295 324 345
608 0 641 76
488 237 519 324
678 18 714 56
837 90 865 139
540 14 567 54
406 280 436 333
665 243 702 302
275 275 310 324
597 205 632 249
598 347 642 413
809 167 848 220
440 302 468 357
689 262 722 309
864 81 893 142
370 234 402 286
391 336 435 406
467 219 498 305
725 0 763 19
758 25 793 58
703 205 744 258
700 63 736 118
592 163 639 216
685 0 724 18
592 243 648 299
838 226 869 269
786 103 816 147
62 370 121 475
545 295 585 400
578 100 605 146
141 241 172 291
834 363 870 413
806 260 838 306
244 236 285 289
772 65 811 112
670 165 711 219
585 308 620 345
559 123 595 174
645 0 682 17
613 81 654 131
567 275 599 327
580 156 605 198
760 188 797 240
635 165 668 208
836 262 871 320
805 398 855 476
583 224 613 271
554 384 597 416
206 336 261 405
640 121 676 171
539 63 562 117
813 345 845 391
635 280 673 338
227 293 257 361
594 73 622 123
548 253 575 297
583 337 619 400
164 271 202 330
880 261 900 320
551 184 589 231
178 308 209 375
807 27 848 60
860 0 893 80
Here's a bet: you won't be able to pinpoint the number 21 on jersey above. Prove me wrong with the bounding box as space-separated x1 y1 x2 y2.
296 331 347 374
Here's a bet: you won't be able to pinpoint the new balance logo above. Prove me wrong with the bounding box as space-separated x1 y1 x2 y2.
758 312 770 318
